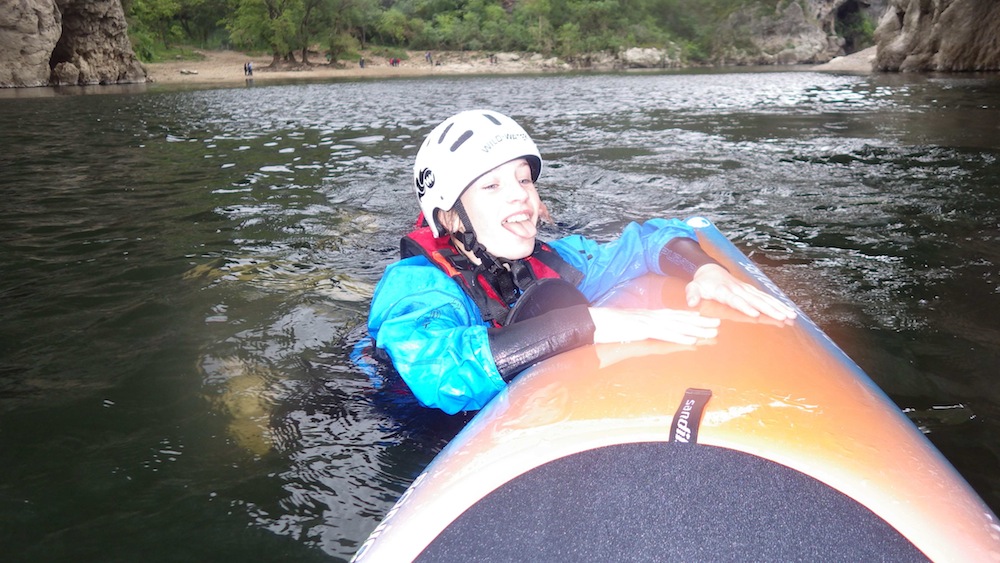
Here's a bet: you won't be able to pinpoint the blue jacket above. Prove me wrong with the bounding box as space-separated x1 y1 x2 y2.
367 218 698 414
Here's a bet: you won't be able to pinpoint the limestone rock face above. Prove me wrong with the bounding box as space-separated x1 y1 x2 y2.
619 47 680 69
715 1 833 65
712 0 889 66
49 0 147 85
0 0 62 87
0 0 146 88
874 0 1000 71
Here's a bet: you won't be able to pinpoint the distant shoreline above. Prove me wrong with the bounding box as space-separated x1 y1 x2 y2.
144 47 876 87
144 50 569 86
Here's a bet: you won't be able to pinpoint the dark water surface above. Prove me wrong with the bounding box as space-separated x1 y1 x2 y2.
2 70 999 561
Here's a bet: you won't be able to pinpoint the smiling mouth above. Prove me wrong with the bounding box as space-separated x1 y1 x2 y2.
502 212 531 224
501 211 537 239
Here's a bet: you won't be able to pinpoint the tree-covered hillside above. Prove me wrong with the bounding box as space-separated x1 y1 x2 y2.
125 0 815 65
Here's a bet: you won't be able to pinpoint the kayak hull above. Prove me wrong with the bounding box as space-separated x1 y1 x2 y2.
354 218 1000 562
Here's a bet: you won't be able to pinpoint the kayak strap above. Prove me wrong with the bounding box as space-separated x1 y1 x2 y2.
669 388 712 444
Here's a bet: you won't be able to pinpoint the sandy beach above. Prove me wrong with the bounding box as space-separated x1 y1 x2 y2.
144 47 876 86
144 49 570 85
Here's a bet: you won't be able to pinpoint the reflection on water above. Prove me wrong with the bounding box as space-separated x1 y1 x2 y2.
1 70 999 561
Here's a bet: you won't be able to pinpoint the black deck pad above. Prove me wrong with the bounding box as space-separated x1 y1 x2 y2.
418 442 927 561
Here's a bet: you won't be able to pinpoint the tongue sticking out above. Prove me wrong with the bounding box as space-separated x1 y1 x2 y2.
503 215 537 239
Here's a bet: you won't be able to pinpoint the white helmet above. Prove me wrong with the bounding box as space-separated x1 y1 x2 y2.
413 109 542 237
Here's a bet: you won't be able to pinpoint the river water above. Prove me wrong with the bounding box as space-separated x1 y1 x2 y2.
2 69 999 561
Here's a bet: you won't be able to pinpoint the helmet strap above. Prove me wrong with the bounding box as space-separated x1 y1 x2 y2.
452 201 536 306
454 201 499 271
453 201 479 250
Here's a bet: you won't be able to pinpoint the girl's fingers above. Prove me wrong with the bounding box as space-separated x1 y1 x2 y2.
688 277 798 322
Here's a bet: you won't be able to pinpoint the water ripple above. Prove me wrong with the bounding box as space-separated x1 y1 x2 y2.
3 71 1000 561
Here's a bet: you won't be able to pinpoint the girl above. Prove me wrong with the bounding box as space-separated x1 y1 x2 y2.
367 110 795 414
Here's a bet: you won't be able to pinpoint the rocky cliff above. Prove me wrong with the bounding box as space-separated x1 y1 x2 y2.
713 0 888 66
0 0 146 88
874 0 1000 72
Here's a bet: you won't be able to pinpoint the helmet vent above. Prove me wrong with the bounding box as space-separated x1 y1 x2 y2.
483 113 502 125
438 123 455 144
450 130 474 152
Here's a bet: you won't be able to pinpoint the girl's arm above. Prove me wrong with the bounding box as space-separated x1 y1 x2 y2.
553 219 795 321
369 261 506 414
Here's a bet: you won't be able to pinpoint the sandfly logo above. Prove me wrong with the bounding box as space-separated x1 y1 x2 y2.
673 398 696 443
670 388 711 445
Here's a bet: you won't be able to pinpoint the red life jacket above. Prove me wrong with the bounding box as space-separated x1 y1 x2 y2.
400 226 583 327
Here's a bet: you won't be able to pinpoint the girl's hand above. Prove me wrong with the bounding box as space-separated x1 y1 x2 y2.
589 307 721 346
686 264 797 322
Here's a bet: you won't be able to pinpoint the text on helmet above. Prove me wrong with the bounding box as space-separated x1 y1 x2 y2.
482 132 530 153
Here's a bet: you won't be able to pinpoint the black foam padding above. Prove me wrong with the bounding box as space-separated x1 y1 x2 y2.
418 442 927 561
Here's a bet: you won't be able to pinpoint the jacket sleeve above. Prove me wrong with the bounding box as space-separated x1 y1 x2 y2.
368 257 507 414
549 217 703 302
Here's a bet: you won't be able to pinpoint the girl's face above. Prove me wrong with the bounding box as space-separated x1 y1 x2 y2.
458 158 541 260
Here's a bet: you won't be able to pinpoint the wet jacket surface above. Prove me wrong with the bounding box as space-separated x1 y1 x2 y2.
367 218 699 414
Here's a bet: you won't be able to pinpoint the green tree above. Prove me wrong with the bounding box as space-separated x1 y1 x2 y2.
479 3 515 51
227 0 301 64
513 0 555 53
296 0 333 63
126 0 182 60
554 21 582 57
127 0 182 43
175 0 230 46
376 7 410 45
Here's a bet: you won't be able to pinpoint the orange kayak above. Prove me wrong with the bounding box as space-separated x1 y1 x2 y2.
354 218 1000 562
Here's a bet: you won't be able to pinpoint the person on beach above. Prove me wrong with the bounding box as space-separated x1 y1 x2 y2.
365 109 795 414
